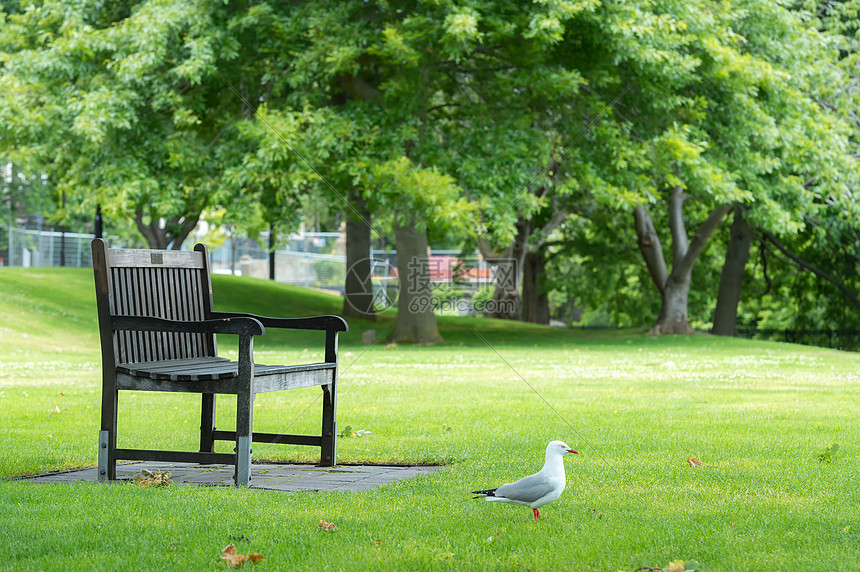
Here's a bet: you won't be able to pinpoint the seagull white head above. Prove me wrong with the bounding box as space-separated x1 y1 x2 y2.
548 440 579 456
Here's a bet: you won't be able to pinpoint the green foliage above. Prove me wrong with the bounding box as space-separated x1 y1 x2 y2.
2 0 859 329
818 443 840 463
371 156 473 234
0 0 313 246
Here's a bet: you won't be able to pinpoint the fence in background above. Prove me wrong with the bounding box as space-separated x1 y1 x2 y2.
207 237 491 304
733 328 860 352
5 226 95 268
208 233 350 294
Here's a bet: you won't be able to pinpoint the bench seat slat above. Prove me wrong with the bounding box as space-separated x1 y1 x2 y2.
118 357 232 372
116 357 336 391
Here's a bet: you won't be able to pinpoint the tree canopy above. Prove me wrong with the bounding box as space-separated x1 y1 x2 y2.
2 0 859 336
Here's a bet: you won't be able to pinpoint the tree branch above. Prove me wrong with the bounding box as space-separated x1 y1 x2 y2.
530 205 567 252
760 229 860 310
749 238 772 297
134 209 160 249
170 214 201 250
667 184 688 268
677 204 732 277
476 235 511 264
634 204 668 292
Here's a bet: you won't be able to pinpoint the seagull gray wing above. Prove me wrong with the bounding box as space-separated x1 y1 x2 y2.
494 472 555 504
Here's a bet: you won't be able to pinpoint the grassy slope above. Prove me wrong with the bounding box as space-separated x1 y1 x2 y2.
1 268 859 571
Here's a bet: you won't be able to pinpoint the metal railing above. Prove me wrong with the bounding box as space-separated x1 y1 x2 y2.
5 226 95 267
733 328 860 352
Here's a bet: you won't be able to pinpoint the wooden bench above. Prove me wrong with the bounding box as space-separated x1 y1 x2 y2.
91 239 348 485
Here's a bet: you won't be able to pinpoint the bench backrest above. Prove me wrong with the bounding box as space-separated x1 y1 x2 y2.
92 239 217 365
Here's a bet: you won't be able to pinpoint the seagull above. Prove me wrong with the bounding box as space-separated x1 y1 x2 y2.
472 440 579 520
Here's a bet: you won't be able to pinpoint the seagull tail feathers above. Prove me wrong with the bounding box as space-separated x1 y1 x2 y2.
472 488 497 499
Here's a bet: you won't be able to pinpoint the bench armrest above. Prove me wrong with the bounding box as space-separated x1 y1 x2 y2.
112 316 265 336
210 312 348 333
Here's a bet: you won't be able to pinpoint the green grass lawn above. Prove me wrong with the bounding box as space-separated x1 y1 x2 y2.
1 267 859 571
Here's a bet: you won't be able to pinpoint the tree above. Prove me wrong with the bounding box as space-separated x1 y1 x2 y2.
0 0 310 249
553 0 859 333
710 1 860 334
372 157 470 343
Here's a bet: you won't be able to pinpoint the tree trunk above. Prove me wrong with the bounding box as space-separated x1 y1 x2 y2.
268 224 276 280
653 273 694 334
342 190 376 320
390 223 444 344
480 219 529 320
135 209 199 250
521 250 550 324
713 205 753 336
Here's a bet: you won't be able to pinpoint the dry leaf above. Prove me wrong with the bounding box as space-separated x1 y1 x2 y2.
220 544 263 568
134 469 172 487
318 520 339 532
221 544 246 568
686 457 702 467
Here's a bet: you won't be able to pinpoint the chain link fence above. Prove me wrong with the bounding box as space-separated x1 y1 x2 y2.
5 226 95 267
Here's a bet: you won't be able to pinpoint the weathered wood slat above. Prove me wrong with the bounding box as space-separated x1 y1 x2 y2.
108 248 206 269
116 372 241 393
117 359 335 384
114 448 235 465
211 312 348 332
109 287 221 364
119 357 232 372
211 430 323 447
115 367 335 393
253 366 335 392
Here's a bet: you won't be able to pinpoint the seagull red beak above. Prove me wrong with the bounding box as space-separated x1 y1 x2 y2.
569 450 579 454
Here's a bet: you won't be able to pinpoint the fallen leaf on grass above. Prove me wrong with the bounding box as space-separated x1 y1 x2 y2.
221 544 263 568
663 560 687 572
221 544 243 568
318 520 339 532
134 469 172 487
628 558 702 572
686 457 702 467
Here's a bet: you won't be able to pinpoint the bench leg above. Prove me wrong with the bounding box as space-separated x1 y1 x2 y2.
99 386 118 482
235 390 253 486
236 435 252 486
200 393 216 453
98 430 110 483
320 383 337 467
